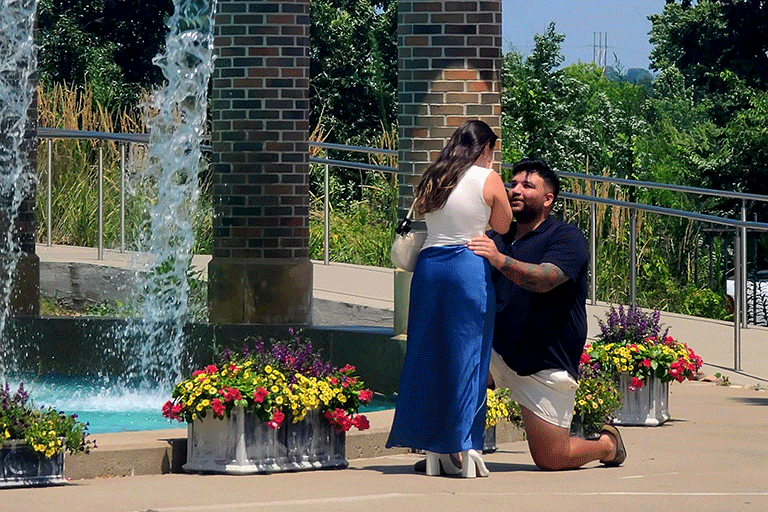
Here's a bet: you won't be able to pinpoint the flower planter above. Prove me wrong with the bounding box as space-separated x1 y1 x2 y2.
183 406 348 474
0 440 66 488
612 373 670 426
482 426 496 454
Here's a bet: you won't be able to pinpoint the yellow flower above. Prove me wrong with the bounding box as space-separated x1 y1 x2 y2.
270 385 279 393
275 396 284 405
265 365 273 374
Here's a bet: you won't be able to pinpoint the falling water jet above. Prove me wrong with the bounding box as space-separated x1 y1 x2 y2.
119 0 217 392
0 0 39 382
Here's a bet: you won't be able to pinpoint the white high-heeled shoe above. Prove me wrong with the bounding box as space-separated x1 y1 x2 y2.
425 451 462 476
460 449 489 478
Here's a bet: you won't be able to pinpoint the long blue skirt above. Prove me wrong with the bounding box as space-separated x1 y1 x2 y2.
386 244 494 454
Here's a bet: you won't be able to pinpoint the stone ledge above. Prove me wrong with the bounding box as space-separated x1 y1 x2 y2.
65 411 525 480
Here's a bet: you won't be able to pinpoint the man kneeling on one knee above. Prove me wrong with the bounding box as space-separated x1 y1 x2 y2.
468 158 625 470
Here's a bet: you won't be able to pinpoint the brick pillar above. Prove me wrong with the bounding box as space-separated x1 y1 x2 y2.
394 0 503 333
208 0 311 324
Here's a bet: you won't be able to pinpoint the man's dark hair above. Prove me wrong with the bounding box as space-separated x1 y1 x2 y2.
511 158 560 201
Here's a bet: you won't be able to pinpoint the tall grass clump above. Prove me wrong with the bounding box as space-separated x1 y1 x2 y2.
36 82 212 254
309 122 398 267
565 172 728 320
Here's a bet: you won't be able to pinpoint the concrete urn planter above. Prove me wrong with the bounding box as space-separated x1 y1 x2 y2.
612 373 670 426
183 406 348 474
0 440 66 488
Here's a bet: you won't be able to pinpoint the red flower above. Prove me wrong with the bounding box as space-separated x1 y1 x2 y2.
358 389 373 403
267 410 285 429
211 398 225 417
640 358 652 368
579 352 591 365
339 364 355 373
222 387 242 402
629 376 644 391
351 415 370 431
253 387 268 403
329 377 338 385
161 400 174 418
205 364 218 375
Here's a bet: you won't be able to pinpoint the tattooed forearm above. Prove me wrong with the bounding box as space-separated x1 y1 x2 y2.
498 259 570 293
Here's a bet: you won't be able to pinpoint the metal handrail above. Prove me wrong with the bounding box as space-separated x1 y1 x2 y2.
37 133 768 370
557 169 768 204
37 128 212 258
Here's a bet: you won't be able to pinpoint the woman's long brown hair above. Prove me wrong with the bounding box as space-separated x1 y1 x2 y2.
414 120 498 215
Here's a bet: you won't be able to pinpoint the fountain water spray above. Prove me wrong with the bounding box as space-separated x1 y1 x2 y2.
0 0 39 382
120 0 217 391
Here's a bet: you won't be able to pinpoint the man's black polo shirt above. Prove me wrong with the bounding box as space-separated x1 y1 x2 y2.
488 216 589 380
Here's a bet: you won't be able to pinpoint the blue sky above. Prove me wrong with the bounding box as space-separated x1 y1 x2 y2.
502 0 668 70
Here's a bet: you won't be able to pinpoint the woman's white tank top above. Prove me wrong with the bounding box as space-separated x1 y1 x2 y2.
422 164 493 249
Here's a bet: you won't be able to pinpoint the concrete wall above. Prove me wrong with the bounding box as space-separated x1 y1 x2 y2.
5 318 405 396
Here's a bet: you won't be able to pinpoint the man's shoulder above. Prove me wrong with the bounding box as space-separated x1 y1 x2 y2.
545 217 587 241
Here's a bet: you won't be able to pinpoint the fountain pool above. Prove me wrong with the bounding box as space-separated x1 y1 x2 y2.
9 375 395 435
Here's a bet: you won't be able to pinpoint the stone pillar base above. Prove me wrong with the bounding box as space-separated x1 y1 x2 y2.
208 258 312 324
1 253 39 316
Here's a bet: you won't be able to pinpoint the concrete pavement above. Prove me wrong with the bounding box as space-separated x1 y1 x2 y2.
9 243 766 511
5 382 767 512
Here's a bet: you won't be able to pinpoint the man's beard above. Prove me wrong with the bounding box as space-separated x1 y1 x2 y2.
512 203 541 224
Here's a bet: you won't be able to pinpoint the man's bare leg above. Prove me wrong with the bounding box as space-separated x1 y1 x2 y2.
521 406 619 470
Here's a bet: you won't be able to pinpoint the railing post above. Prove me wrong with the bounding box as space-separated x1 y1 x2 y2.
629 207 637 307
120 143 126 253
323 163 329 265
733 228 742 371
740 200 748 328
589 181 596 305
46 139 52 247
98 141 104 260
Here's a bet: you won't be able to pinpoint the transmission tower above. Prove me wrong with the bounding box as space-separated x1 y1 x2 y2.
593 32 607 70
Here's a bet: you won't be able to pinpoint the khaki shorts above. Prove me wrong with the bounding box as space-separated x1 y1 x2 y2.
489 349 578 429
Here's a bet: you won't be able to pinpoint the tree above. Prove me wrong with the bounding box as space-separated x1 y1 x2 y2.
309 0 397 146
501 23 649 178
649 1 768 98
37 0 174 110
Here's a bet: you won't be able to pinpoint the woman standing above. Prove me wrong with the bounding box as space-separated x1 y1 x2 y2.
386 120 512 477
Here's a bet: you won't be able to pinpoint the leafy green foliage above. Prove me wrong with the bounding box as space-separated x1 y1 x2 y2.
650 1 768 97
37 0 173 110
310 0 397 145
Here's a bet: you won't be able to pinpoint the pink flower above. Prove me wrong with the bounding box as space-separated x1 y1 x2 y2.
358 389 373 403
580 352 591 365
339 364 355 373
205 364 218 375
640 358 652 368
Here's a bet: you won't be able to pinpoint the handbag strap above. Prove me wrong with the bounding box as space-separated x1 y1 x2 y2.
395 199 418 235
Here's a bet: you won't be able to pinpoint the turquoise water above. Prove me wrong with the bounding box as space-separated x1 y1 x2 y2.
10 376 394 435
